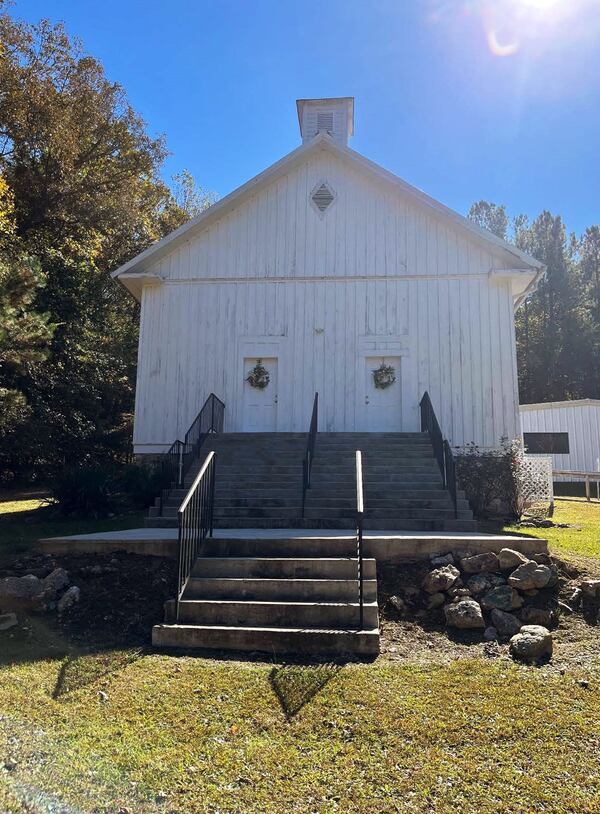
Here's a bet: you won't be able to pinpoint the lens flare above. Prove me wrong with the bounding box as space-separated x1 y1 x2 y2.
487 29 520 56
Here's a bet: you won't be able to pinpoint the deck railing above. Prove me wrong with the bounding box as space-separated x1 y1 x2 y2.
419 392 458 519
301 392 319 517
176 451 216 619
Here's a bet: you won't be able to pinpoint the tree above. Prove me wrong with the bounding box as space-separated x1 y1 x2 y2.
0 13 209 482
172 170 217 218
468 201 599 404
576 226 600 394
0 174 53 466
467 201 509 241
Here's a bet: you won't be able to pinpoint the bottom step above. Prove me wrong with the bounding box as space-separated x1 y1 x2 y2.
152 623 380 656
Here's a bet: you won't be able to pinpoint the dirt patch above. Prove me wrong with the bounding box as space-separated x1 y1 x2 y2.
1 549 598 672
0 550 176 655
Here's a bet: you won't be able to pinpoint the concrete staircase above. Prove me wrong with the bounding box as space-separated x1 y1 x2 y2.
152 533 379 656
147 432 475 532
150 431 475 656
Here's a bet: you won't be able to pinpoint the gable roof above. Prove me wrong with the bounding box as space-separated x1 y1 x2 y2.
112 132 544 300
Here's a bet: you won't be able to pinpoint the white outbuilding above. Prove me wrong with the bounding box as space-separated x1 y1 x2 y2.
112 97 544 457
520 399 600 492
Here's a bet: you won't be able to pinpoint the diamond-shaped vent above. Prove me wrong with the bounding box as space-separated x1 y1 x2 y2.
311 183 335 213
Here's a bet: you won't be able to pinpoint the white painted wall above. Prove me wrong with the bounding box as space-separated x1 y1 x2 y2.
133 148 521 454
520 401 600 479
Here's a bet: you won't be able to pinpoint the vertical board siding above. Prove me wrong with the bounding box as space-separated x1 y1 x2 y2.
520 404 600 478
134 150 520 451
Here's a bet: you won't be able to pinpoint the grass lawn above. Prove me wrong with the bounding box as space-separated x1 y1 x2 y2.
0 490 145 566
1 653 599 814
0 494 599 813
501 497 600 562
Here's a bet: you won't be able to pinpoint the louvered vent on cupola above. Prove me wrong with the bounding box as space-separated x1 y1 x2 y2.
311 182 335 215
317 112 334 135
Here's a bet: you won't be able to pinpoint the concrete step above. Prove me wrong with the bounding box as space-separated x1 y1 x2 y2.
213 506 471 520
152 623 380 655
183 576 378 601
213 449 434 461
174 599 379 629
317 432 426 440
158 488 458 508
190 557 376 580
184 500 471 517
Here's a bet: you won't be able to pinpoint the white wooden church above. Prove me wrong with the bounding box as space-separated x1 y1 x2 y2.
112 97 544 457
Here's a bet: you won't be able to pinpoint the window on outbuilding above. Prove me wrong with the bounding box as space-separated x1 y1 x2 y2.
523 432 570 454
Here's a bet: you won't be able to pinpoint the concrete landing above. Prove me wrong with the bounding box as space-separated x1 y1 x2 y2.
38 527 547 560
39 528 178 558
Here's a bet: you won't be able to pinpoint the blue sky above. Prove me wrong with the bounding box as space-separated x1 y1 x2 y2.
13 0 600 234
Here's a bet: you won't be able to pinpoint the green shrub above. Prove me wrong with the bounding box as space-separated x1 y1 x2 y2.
115 463 170 509
455 439 521 520
52 461 169 517
52 465 114 517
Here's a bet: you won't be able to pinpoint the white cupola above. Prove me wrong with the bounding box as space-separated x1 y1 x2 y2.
296 97 354 147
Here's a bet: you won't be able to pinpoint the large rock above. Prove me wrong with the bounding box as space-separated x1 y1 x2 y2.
430 553 455 567
488 573 507 587
57 585 80 615
498 548 529 570
0 575 44 612
509 625 553 664
460 552 500 574
491 608 522 637
565 587 583 610
41 568 70 600
508 561 552 592
427 592 446 610
581 579 600 601
389 596 406 614
480 585 523 612
444 599 485 629
467 574 491 596
0 613 18 631
520 605 558 628
422 564 460 594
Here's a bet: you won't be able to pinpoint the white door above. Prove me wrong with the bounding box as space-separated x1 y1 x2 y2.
242 357 278 431
364 356 402 431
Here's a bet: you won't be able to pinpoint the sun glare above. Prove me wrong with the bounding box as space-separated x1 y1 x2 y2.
519 0 562 8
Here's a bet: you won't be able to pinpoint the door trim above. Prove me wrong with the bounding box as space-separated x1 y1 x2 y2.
236 336 288 431
355 336 413 432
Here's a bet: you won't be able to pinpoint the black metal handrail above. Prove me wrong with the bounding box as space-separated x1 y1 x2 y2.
182 393 225 479
176 450 216 619
419 391 458 519
419 391 445 478
301 392 319 517
160 393 224 501
161 439 186 502
444 440 458 519
355 449 365 630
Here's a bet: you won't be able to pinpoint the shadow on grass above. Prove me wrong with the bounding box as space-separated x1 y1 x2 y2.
269 663 343 719
52 648 144 699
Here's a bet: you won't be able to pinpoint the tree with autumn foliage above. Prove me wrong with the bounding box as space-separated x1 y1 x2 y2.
0 11 210 482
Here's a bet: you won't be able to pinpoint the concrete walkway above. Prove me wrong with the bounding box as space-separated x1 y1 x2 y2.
39 526 547 560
